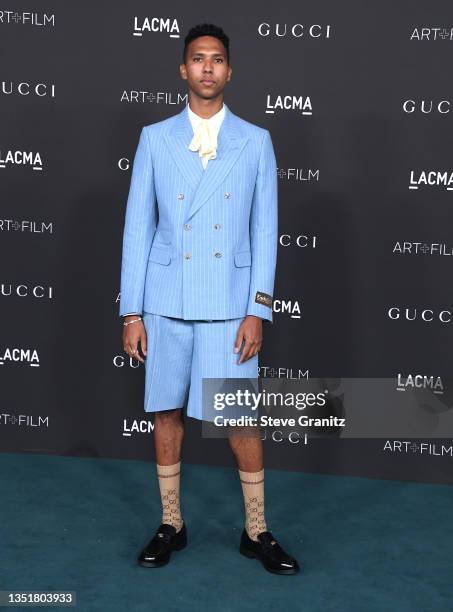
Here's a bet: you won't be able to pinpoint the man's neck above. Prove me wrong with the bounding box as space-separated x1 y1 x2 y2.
188 95 224 119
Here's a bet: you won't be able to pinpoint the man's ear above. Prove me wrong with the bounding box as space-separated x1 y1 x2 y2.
227 66 232 82
180 64 187 80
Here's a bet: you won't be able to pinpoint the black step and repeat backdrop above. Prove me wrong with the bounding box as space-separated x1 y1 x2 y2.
1 1 453 484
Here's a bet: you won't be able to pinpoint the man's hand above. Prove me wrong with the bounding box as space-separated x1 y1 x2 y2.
123 316 147 364
234 315 263 364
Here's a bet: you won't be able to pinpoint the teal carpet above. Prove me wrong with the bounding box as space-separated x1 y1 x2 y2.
1 453 451 611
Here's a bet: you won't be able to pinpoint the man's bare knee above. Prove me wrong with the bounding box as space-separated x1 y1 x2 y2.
154 408 183 426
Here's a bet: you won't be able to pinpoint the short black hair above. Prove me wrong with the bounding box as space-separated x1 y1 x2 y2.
183 23 230 64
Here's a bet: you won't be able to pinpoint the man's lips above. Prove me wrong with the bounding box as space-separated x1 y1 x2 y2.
200 79 215 85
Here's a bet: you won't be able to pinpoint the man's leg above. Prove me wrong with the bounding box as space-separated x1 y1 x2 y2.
228 428 267 541
186 317 299 573
154 408 184 533
188 318 267 539
137 314 193 567
137 406 188 567
228 425 300 574
142 313 194 534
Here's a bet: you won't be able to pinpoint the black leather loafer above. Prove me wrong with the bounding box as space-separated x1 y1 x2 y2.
239 529 300 575
138 522 187 568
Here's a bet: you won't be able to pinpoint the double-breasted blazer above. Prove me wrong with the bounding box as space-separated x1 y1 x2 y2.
119 102 278 322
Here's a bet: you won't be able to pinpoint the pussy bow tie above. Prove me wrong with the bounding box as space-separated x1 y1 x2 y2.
188 119 218 162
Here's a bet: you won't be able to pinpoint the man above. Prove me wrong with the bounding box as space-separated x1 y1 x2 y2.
119 23 300 575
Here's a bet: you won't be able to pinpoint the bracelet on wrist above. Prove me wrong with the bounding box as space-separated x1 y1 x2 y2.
123 316 142 327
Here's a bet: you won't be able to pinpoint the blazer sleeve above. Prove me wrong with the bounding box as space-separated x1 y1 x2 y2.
119 127 157 317
246 129 278 323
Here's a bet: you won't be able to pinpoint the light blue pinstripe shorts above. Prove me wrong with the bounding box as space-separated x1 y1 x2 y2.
142 313 259 421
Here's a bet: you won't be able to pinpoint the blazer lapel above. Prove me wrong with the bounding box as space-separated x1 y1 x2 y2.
163 105 204 190
186 104 249 221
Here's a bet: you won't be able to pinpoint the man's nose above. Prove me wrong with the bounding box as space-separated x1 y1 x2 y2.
203 61 213 72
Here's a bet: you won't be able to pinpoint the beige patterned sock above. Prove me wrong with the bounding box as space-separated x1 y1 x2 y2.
156 461 183 533
238 468 267 541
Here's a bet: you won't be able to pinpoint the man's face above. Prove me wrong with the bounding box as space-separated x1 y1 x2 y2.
180 35 232 100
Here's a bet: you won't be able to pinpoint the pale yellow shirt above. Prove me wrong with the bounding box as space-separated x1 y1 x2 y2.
187 103 225 169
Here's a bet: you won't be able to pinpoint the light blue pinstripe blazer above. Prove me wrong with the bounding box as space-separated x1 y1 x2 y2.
119 103 278 322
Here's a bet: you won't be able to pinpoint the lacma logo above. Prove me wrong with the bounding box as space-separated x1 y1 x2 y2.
133 16 180 38
409 170 453 191
0 347 40 367
266 95 312 115
396 373 444 394
273 299 302 319
123 418 155 437
0 149 43 171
